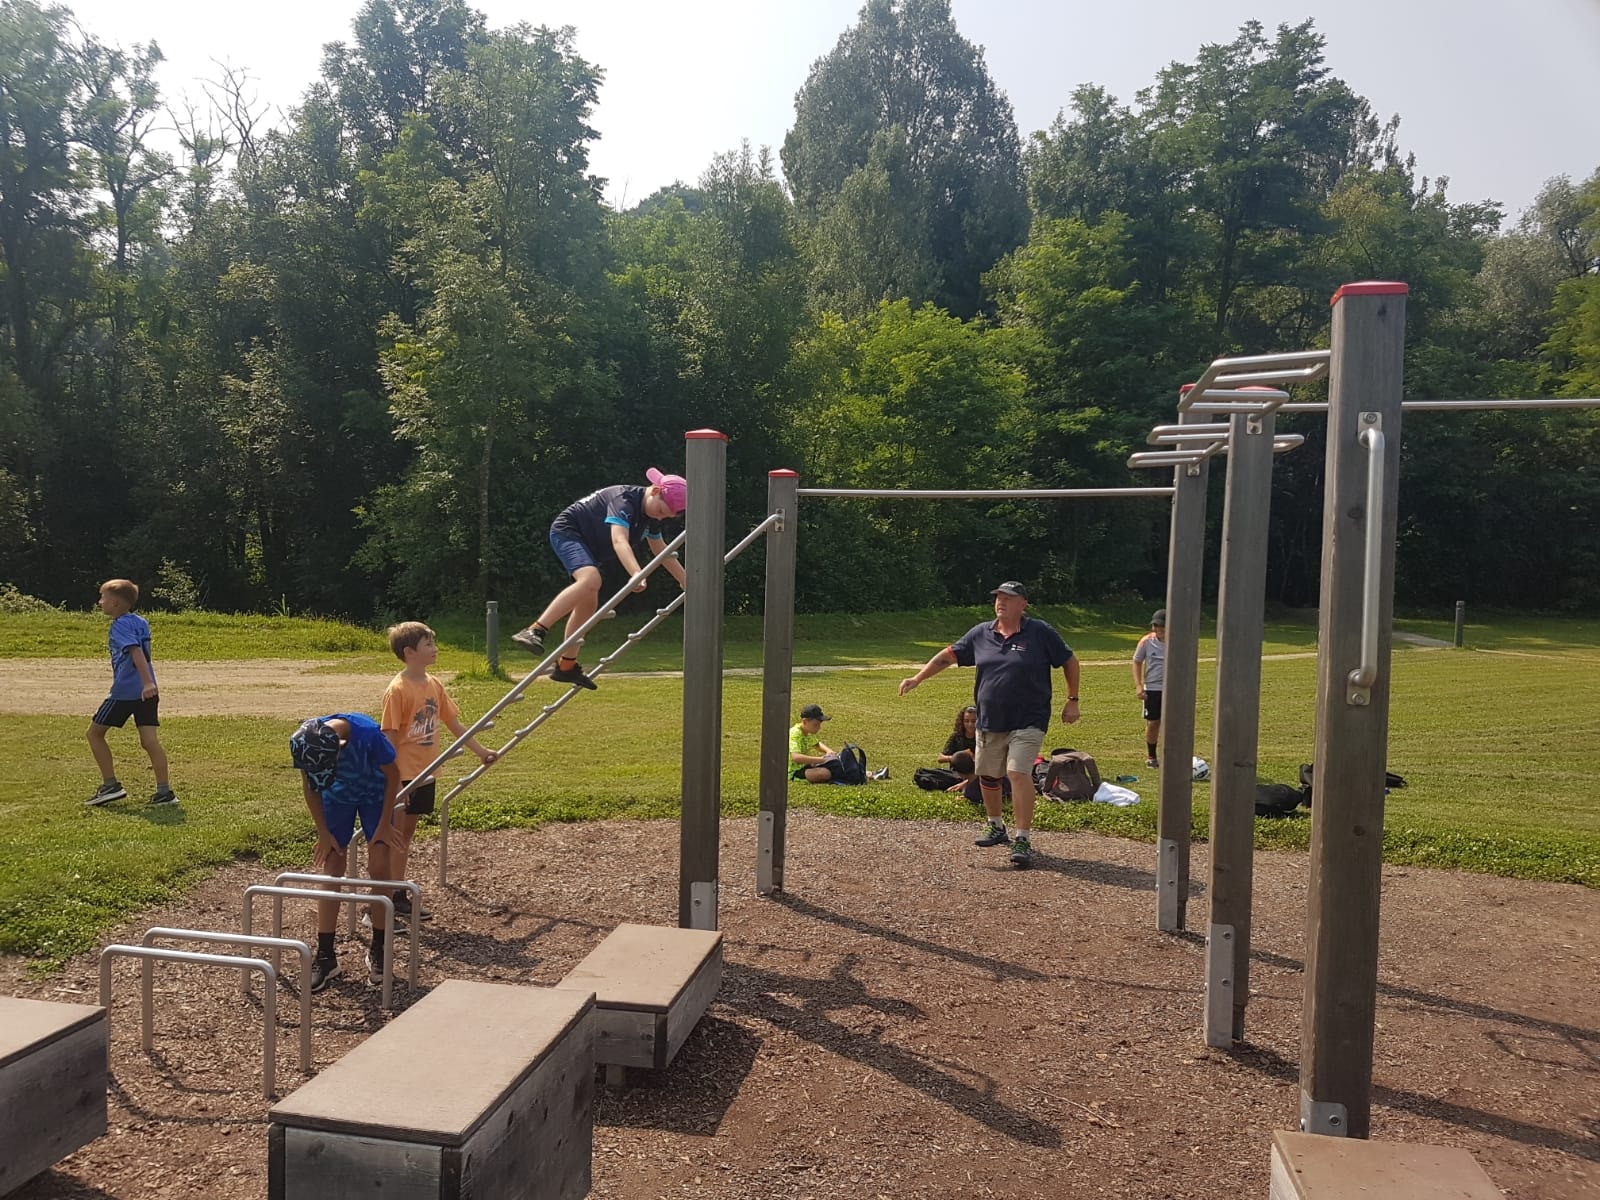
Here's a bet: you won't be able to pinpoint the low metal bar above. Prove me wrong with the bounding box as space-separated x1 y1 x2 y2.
1347 420 1386 703
1148 423 1232 444
1277 397 1600 413
242 886 396 1008
143 928 312 1071
795 486 1175 499
100 944 279 1098
272 874 418 992
1129 436 1303 469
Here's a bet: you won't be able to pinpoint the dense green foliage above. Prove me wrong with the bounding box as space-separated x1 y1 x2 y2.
1 0 1597 619
2 607 1594 964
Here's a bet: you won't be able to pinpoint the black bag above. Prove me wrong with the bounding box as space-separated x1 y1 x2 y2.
833 743 868 785
1297 762 1406 807
1254 782 1306 817
913 766 963 792
1034 747 1101 802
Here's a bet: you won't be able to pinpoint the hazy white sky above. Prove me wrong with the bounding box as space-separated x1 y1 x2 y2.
67 0 1600 219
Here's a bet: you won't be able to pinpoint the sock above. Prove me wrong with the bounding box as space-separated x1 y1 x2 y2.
532 622 548 636
558 656 579 670
1015 828 1031 839
317 931 335 958
1148 743 1157 758
370 930 386 961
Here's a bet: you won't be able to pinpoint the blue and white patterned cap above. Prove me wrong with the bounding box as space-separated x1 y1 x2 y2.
289 717 341 791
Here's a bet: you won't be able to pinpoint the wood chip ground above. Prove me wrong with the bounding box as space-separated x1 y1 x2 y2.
4 813 1596 1199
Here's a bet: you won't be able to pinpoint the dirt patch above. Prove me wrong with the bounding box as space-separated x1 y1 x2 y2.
0 658 408 719
4 814 1596 1199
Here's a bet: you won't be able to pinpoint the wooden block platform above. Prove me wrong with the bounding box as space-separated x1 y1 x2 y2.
0 996 108 1197
268 980 593 1200
558 923 722 1074
1269 1130 1501 1199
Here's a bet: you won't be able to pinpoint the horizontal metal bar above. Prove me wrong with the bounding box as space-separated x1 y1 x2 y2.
796 487 1175 499
101 945 279 1097
1148 422 1232 444
143 928 312 1071
1277 397 1600 414
242 886 398 1007
1129 435 1303 470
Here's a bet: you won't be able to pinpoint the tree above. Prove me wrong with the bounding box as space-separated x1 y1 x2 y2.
782 0 1026 318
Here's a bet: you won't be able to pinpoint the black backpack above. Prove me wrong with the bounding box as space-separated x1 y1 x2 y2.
1254 782 1306 817
833 743 868 785
1032 748 1101 802
1297 762 1406 807
913 766 963 792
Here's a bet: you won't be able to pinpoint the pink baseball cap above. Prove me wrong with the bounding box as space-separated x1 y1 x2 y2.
646 467 687 514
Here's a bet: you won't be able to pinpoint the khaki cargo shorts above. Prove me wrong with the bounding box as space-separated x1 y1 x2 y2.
975 726 1045 778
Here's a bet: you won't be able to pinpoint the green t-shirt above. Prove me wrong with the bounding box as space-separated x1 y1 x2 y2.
789 723 822 760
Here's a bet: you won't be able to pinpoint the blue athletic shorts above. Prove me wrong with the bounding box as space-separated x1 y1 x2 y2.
549 527 601 575
322 795 384 849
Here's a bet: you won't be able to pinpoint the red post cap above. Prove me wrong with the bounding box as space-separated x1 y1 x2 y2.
685 429 728 441
1330 281 1408 306
768 469 799 478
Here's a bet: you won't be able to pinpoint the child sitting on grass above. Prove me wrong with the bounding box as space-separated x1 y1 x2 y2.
380 621 498 921
290 713 401 991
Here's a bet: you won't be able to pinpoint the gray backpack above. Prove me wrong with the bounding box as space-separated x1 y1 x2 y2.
1033 748 1101 802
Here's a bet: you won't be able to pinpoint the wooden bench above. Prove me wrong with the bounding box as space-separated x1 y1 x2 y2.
0 996 107 1197
558 923 722 1085
268 980 593 1200
1269 1130 1500 1199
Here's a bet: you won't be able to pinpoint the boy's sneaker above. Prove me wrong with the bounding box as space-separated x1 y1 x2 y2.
366 944 386 986
359 908 407 932
550 662 598 691
1145 757 1160 768
309 956 341 993
510 627 544 654
1009 835 1034 868
974 820 1010 847
393 892 432 921
149 787 178 806
870 766 890 781
84 781 127 806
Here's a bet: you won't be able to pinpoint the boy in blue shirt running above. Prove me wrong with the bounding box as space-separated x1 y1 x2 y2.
290 713 401 991
84 578 174 807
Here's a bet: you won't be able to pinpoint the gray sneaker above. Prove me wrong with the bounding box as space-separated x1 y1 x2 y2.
1009 835 1034 868
85 780 126 806
510 627 545 654
974 820 1010 847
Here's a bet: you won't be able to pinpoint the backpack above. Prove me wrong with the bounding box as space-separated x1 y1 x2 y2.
1033 748 1101 802
1254 782 1306 817
833 743 867 785
1297 762 1406 807
913 766 963 792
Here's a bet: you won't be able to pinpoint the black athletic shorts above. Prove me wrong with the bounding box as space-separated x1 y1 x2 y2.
1142 690 1163 722
93 697 160 727
401 779 437 815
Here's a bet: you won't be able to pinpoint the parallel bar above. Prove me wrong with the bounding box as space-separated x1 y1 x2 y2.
757 471 799 897
1155 408 1212 933
1204 409 1277 1048
101 945 279 1098
680 430 728 930
1301 284 1407 1139
242 886 397 1009
271 873 419 994
143 928 312 1072
1275 397 1600 413
796 487 1174 499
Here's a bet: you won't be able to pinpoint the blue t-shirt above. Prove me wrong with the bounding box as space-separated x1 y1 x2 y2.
552 484 672 558
950 616 1073 734
108 613 155 700
319 713 396 808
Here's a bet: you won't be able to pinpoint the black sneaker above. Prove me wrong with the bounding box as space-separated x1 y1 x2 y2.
85 780 127 806
550 662 598 691
1009 835 1034 868
309 956 341 993
870 766 890 781
149 787 178 806
510 627 545 654
393 892 431 921
974 820 1010 847
1145 756 1159 768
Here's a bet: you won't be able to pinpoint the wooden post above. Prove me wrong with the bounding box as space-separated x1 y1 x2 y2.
1156 405 1212 932
1300 282 1407 1137
757 470 799 896
680 431 727 930
1204 407 1276 1047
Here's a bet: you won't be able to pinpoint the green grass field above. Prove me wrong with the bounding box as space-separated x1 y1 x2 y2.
2 605 1596 967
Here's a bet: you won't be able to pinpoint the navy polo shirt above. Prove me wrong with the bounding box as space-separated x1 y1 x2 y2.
950 616 1073 734
551 485 672 558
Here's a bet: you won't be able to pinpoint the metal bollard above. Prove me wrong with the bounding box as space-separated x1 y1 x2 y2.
486 599 500 675
1454 600 1465 648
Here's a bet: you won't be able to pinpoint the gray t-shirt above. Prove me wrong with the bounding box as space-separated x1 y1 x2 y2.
1133 633 1165 691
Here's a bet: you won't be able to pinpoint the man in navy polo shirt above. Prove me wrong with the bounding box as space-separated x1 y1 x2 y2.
899 581 1081 867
